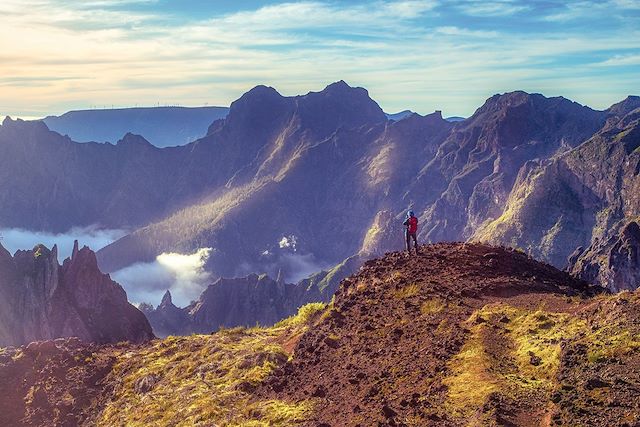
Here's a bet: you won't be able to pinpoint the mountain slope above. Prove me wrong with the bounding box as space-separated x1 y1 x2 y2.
96 87 453 276
413 91 607 243
97 90 615 285
0 241 152 347
266 243 611 426
141 210 400 337
42 106 229 147
474 98 640 278
4 243 640 426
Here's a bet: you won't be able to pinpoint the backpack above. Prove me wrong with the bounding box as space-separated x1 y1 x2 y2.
408 216 418 233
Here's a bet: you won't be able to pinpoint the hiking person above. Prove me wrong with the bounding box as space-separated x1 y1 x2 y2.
403 210 419 254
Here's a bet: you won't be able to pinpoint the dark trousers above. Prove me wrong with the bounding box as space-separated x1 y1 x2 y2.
406 231 418 251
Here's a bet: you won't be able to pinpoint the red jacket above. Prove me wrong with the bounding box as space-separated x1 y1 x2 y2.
405 216 418 234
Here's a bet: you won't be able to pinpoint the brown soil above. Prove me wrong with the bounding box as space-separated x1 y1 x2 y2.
261 242 614 426
552 295 640 426
0 338 127 427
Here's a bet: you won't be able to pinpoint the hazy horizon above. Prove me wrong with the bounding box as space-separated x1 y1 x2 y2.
3 85 638 124
1 0 638 119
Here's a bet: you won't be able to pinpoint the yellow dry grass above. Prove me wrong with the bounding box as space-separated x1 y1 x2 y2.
97 303 326 427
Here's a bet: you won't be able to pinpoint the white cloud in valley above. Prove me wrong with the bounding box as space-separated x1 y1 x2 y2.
111 248 212 307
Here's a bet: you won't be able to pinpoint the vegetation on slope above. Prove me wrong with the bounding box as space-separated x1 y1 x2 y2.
3 244 640 427
97 302 326 427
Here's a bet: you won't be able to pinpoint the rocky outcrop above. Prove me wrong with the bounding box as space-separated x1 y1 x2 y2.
142 274 324 336
6 243 640 426
569 221 640 291
0 241 153 347
139 291 191 337
263 243 628 426
416 91 607 243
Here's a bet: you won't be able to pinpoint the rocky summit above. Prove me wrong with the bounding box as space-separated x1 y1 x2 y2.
0 241 153 347
2 243 639 426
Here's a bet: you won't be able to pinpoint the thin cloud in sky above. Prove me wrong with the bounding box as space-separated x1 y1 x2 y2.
0 0 637 118
454 0 530 17
597 54 640 67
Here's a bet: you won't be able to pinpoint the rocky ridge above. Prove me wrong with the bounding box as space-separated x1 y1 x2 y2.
474 99 640 289
0 241 153 347
142 274 324 337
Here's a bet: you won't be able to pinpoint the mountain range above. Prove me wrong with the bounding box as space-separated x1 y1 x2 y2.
42 106 229 147
1 82 639 315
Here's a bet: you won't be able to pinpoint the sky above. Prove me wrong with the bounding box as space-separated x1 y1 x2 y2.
0 0 638 119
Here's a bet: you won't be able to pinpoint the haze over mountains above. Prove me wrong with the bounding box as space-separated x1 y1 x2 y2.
1 81 639 318
39 105 458 149
42 106 229 147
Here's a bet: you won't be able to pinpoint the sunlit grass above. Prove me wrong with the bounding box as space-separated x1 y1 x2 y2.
97 303 325 426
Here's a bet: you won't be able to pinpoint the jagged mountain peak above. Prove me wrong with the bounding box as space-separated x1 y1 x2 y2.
0 243 153 347
0 116 51 134
228 84 284 113
407 110 447 126
0 241 11 260
159 289 174 307
303 80 379 106
72 239 79 259
294 80 387 135
248 83 282 95
324 79 350 90
219 84 292 136
475 90 594 117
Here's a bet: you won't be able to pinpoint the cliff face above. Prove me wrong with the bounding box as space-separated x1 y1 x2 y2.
141 210 405 337
415 91 607 243
95 85 453 278
569 221 640 292
0 241 153 347
474 101 640 289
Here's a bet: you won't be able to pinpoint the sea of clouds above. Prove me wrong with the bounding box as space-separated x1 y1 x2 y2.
1 228 329 309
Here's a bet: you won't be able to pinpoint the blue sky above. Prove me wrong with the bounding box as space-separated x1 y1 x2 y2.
0 0 638 118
